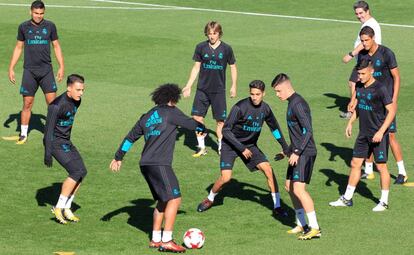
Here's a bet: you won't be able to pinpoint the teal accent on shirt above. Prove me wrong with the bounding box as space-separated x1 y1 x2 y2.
121 139 133 152
272 129 282 139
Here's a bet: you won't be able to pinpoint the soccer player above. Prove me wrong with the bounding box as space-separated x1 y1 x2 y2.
272 74 321 240
44 74 86 224
197 80 289 217
329 58 395 211
109 84 206 253
351 26 407 183
182 21 237 157
340 1 381 119
8 0 64 144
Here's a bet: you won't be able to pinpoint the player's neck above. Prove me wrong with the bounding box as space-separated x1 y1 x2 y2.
31 19 44 26
369 43 378 55
364 78 375 88
209 40 221 49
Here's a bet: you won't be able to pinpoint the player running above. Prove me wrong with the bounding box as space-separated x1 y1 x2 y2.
182 21 237 157
110 84 205 253
272 73 321 240
44 74 86 224
197 80 289 217
7 0 64 144
330 58 395 211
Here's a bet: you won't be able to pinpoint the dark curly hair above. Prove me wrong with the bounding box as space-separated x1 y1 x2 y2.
151 83 181 105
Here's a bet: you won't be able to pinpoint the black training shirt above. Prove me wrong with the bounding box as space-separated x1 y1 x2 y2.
193 41 236 93
355 80 393 137
357 45 398 96
44 93 81 161
286 93 317 156
17 19 58 70
222 97 289 153
114 105 205 166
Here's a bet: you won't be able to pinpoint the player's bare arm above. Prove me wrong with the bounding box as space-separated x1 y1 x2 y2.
52 40 64 82
183 62 201 98
8 41 24 84
229 64 237 98
343 43 364 63
390 67 400 106
345 110 358 138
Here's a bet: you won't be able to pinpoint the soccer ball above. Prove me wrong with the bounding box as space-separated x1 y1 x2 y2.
183 228 205 249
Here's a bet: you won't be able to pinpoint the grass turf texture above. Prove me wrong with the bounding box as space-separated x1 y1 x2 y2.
1 0 414 254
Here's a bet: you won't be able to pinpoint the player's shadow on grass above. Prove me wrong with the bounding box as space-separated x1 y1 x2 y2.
323 93 349 113
320 142 353 167
204 179 296 227
319 168 378 203
3 112 46 134
35 182 81 222
176 127 219 153
101 199 186 239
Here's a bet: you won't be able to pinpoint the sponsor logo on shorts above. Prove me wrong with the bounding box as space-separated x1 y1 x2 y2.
293 171 300 180
20 86 29 95
173 188 181 196
61 144 71 152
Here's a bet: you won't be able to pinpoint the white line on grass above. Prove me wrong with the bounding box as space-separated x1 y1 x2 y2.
0 3 180 10
92 0 414 29
2 1 413 29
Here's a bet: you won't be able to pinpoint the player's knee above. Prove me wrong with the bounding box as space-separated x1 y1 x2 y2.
284 184 290 192
375 164 388 173
293 188 305 199
284 180 291 192
22 102 34 111
350 158 362 170
220 174 231 184
389 132 397 141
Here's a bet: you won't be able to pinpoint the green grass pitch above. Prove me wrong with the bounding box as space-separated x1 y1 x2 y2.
1 0 414 254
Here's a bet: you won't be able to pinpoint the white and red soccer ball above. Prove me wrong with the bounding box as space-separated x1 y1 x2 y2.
183 228 205 249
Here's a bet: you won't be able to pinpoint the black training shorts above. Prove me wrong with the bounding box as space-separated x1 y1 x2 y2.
20 68 57 96
353 134 389 163
140 165 181 202
191 89 226 121
286 155 316 184
219 141 268 171
52 142 87 182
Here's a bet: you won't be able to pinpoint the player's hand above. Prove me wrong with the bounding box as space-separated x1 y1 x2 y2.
242 148 252 159
345 124 352 138
110 159 122 172
342 54 353 64
288 153 299 166
56 67 64 82
230 85 237 98
274 152 285 161
8 69 16 84
372 131 383 143
182 86 191 98
44 157 53 168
